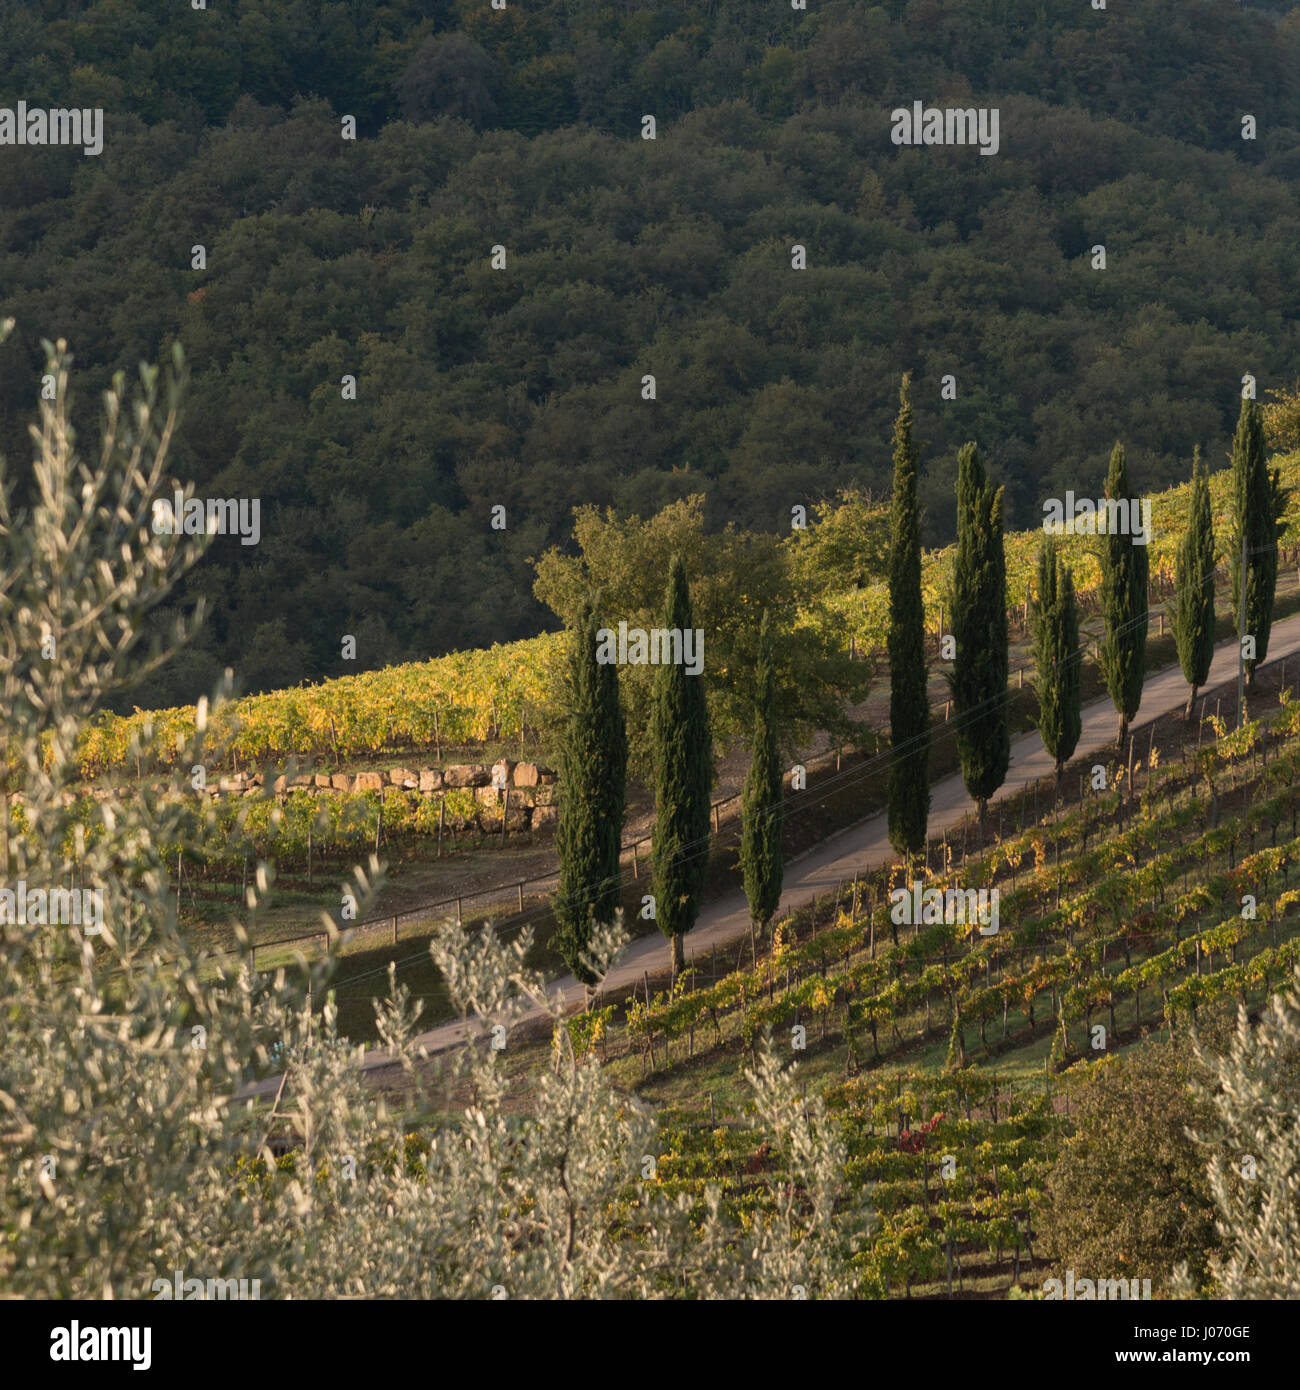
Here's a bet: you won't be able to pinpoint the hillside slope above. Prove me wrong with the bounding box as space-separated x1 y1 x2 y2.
3 1 1299 705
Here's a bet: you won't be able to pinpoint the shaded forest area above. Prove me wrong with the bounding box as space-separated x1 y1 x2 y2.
2 0 1299 707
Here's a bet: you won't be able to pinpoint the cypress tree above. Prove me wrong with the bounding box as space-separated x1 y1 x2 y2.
887 373 930 864
947 441 1009 827
1099 442 1148 750
1229 396 1287 690
1173 447 1216 718
1032 535 1081 794
651 556 712 978
741 610 782 969
553 598 627 985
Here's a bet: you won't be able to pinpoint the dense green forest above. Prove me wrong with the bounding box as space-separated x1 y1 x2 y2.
2 0 1299 707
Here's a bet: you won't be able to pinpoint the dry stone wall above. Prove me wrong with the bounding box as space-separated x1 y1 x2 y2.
248 760 558 834
60 761 562 838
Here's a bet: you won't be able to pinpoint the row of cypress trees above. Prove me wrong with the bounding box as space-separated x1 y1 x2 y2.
553 557 784 985
555 391 1286 988
887 390 1287 858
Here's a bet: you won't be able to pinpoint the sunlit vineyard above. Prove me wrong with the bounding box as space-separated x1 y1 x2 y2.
70 633 566 777
823 451 1300 653
69 454 1300 779
627 692 1300 1075
647 1076 1057 1297
602 685 1300 1294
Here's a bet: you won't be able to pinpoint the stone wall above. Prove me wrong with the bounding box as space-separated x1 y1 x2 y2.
236 759 560 833
58 761 562 837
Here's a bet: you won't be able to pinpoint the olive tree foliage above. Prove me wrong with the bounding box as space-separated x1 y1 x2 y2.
1175 973 1300 1299
0 330 873 1298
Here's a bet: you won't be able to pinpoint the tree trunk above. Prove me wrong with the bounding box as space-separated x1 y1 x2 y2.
749 917 759 971
670 932 684 977
1118 711 1128 750
1185 683 1198 721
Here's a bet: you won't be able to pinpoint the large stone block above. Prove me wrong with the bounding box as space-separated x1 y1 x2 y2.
491 759 515 789
443 763 489 788
512 761 540 787
418 768 442 792
353 772 384 792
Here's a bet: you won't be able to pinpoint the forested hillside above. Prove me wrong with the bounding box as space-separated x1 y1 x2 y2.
2 0 1299 707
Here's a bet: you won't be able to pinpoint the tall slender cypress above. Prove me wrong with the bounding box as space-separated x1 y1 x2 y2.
947 441 1009 827
887 373 930 863
1032 535 1081 793
1099 442 1148 749
741 610 782 969
554 598 628 985
651 556 712 977
1230 396 1287 690
1173 447 1216 718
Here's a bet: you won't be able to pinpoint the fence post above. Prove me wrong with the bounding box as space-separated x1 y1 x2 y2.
713 803 720 835
456 897 462 927
632 841 639 878
391 915 398 947
517 880 524 913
